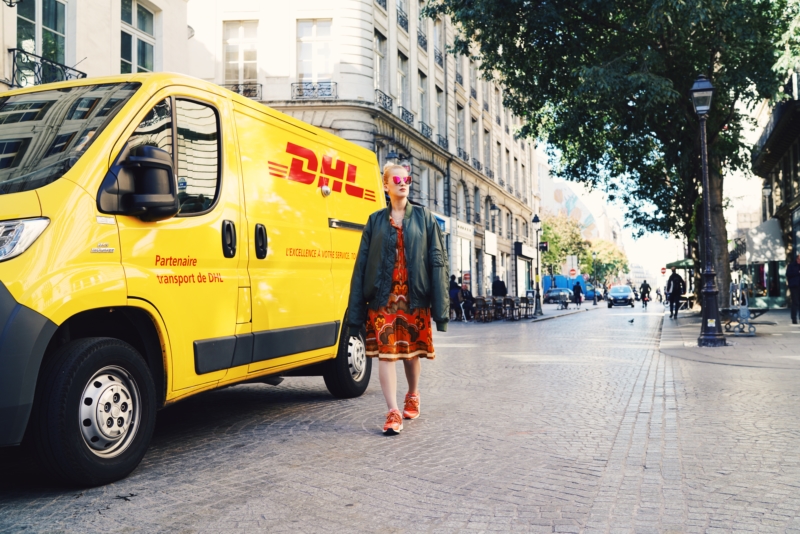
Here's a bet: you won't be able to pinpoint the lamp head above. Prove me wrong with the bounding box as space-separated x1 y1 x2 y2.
531 213 540 229
762 184 772 198
490 204 500 214
689 75 714 116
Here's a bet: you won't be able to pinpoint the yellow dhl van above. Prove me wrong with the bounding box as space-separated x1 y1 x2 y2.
0 73 384 485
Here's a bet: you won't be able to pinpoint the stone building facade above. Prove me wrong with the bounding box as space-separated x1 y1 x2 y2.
187 0 544 297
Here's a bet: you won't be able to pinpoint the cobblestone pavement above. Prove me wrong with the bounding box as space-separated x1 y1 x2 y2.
1 308 799 533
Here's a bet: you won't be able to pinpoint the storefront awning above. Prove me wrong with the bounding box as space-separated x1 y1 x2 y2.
745 218 785 263
665 258 695 269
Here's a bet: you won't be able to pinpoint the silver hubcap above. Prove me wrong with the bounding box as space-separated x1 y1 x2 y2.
348 336 367 382
79 366 141 458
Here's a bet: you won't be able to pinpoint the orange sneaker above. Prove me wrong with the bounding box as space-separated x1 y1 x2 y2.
403 392 420 420
383 409 403 435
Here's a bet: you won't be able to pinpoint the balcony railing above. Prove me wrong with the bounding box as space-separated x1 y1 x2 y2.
457 147 469 162
375 89 393 112
471 158 482 171
375 0 386 9
456 72 463 86
397 7 409 32
434 47 444 67
223 83 263 100
473 212 481 224
437 134 449 150
486 168 495 179
8 48 87 88
483 101 489 112
499 178 505 186
420 122 433 139
495 116 501 125
291 82 336 100
505 125 510 134
515 191 522 199
399 106 414 126
417 30 428 51
470 87 477 99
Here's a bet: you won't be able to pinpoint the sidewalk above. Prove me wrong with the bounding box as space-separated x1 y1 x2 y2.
659 307 800 369
529 301 604 322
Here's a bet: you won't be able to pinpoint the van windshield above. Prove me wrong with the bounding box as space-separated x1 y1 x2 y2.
0 82 140 195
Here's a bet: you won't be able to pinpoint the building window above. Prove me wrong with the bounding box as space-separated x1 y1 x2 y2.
456 182 466 221
483 129 491 168
419 71 428 123
469 60 477 92
224 21 258 86
17 0 67 66
121 0 155 73
436 86 445 135
470 117 478 157
505 149 510 183
474 187 481 220
374 30 387 90
434 18 443 51
0 139 28 170
457 105 466 149
495 87 501 117
419 165 430 205
455 55 463 81
397 51 409 107
297 19 332 82
0 101 52 124
514 157 519 191
435 173 444 209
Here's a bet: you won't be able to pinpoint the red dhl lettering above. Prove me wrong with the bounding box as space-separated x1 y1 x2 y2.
267 142 377 201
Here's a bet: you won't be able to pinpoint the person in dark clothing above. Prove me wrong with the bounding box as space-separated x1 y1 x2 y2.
449 275 459 291
786 254 800 324
572 282 583 308
640 280 651 308
666 268 685 319
449 283 463 320
459 284 475 320
492 276 508 297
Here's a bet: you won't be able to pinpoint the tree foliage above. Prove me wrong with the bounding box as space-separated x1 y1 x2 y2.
426 0 793 236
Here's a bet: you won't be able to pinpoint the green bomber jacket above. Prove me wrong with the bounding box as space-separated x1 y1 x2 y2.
347 202 450 336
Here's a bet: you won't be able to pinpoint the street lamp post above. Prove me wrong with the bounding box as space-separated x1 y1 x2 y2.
592 251 598 305
690 75 726 347
532 214 543 316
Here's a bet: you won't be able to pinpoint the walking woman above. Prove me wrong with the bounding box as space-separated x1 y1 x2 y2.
346 163 450 435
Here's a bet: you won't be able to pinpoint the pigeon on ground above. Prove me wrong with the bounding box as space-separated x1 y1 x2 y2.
628 319 634 324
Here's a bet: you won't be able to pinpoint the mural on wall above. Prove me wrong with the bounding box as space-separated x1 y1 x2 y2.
543 179 600 240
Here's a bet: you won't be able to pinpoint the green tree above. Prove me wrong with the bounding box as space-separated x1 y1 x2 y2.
426 0 796 307
584 240 630 288
540 213 587 275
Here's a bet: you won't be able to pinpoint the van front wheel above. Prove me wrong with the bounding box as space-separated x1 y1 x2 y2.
323 329 371 399
32 338 157 486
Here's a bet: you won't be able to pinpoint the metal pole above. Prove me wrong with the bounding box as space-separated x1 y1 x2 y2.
534 227 543 316
697 114 726 347
593 256 598 305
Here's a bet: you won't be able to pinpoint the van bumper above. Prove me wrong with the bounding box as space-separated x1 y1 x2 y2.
0 283 57 447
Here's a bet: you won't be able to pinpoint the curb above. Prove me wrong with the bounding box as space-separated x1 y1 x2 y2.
529 305 603 323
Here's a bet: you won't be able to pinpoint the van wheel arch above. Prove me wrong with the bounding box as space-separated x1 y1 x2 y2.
40 307 166 409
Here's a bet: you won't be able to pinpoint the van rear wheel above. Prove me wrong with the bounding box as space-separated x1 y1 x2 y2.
323 328 371 399
32 338 157 486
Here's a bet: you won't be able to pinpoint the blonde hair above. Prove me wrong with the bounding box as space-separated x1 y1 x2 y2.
382 163 408 183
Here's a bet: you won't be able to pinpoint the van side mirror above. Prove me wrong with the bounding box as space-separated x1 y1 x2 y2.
97 145 179 222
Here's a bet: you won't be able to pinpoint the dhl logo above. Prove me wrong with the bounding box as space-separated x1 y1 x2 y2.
268 142 376 202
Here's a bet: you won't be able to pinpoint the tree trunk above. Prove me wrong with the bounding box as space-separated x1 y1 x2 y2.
706 160 731 309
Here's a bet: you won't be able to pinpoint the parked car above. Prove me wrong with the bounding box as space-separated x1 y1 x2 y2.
607 285 636 308
544 288 574 303
585 283 598 300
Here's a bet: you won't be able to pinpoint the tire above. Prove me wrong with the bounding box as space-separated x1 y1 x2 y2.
32 338 157 487
607 303 612 309
323 327 372 399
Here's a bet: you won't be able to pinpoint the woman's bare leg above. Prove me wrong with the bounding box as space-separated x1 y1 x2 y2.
402 356 421 394
379 360 398 411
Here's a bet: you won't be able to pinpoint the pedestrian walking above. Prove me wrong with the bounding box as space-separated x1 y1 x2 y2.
666 268 685 319
492 276 508 297
572 281 583 308
786 254 800 325
656 288 663 303
347 164 449 435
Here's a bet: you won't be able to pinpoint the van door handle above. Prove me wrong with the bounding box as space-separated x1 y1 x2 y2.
222 220 236 258
255 224 268 259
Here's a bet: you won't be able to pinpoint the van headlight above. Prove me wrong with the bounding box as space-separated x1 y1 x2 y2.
0 218 50 262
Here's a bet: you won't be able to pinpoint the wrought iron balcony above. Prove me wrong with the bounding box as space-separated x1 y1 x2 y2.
515 191 522 199
499 178 505 186
399 106 414 126
375 89 393 112
483 101 489 112
486 168 494 179
470 87 477 99
457 147 469 162
473 212 481 224
456 72 463 86
437 134 449 150
495 115 501 125
420 122 432 139
505 125 509 134
291 81 336 100
375 0 386 9
434 47 444 67
8 48 86 88
471 158 482 171
397 7 409 32
223 83 263 99
417 30 428 51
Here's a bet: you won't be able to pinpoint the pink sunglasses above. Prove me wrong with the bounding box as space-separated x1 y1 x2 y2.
391 175 412 185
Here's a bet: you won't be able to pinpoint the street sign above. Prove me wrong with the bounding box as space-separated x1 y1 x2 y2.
661 267 667 275
569 268 577 277
539 241 548 251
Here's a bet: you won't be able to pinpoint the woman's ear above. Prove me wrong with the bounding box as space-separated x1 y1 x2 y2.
383 181 389 193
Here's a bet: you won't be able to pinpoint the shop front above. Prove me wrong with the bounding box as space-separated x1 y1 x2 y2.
744 218 787 308
452 220 474 289
483 230 497 296
514 242 535 297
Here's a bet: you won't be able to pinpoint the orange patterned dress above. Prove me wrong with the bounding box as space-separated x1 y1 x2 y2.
365 216 436 361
